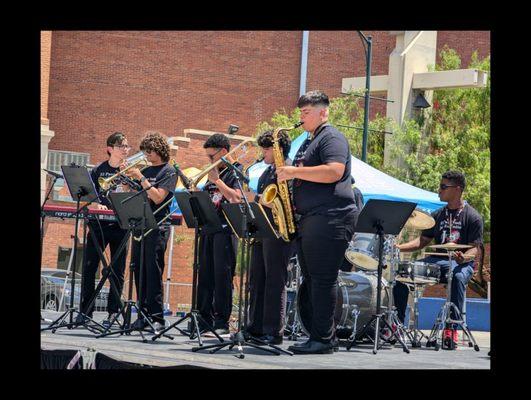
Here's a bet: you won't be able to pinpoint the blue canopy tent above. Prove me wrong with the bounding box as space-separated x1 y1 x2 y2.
247 131 445 213
170 131 445 215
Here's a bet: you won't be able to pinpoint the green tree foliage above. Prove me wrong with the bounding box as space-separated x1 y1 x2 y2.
386 47 490 241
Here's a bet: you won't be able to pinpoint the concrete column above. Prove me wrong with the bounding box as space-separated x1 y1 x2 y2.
41 31 55 204
384 31 437 167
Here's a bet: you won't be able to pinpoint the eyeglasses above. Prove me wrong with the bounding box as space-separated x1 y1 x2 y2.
439 184 459 190
207 149 223 161
114 145 131 150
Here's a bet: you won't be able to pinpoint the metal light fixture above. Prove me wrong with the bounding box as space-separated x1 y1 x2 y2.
413 92 431 109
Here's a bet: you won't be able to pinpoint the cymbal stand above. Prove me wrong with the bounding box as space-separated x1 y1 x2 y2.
379 235 415 349
426 249 480 351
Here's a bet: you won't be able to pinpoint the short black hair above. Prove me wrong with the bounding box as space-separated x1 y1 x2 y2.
203 133 231 151
257 130 291 159
442 170 466 190
297 90 330 108
106 132 126 156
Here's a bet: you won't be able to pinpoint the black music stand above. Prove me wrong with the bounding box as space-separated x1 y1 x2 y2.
151 190 225 345
41 165 105 333
347 199 416 355
96 191 167 341
192 202 293 358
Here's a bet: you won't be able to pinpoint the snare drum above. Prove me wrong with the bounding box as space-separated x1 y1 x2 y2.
395 261 441 285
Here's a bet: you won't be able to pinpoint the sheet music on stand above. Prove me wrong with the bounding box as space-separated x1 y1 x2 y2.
61 165 100 203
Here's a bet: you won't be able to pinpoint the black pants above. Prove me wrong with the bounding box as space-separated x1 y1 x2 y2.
247 238 293 337
131 225 170 323
80 222 128 316
197 230 237 329
296 211 358 343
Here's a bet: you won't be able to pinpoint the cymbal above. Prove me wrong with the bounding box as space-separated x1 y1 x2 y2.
405 209 435 230
428 243 473 250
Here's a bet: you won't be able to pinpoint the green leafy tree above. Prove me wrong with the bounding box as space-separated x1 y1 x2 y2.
386 47 490 242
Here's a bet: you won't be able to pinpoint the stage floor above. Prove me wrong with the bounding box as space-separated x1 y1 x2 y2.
41 311 490 369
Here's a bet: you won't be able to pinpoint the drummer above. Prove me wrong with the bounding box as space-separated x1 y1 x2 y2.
393 171 483 349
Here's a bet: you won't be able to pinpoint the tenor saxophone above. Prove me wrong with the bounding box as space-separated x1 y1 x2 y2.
261 122 302 241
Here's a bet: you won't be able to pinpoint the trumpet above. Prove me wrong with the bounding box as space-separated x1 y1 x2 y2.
98 151 150 190
133 160 187 241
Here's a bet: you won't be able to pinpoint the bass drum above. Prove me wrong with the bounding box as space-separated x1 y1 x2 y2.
297 271 389 339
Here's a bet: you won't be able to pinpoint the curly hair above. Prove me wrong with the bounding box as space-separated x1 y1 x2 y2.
140 131 170 162
203 133 231 151
442 170 466 190
257 130 291 159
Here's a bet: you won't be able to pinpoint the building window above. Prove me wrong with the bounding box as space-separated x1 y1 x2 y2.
47 150 91 173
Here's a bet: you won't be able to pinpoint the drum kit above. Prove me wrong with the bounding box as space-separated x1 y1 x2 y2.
284 208 480 351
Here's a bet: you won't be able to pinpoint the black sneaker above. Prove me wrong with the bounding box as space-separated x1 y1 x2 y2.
131 318 147 330
288 340 334 355
256 335 283 345
102 313 120 329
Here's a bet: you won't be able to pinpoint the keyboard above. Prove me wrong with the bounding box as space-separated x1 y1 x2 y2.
42 204 182 225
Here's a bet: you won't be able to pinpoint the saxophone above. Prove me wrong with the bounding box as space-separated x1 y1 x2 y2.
261 122 302 242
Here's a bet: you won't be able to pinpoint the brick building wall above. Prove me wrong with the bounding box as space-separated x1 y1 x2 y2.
42 31 491 308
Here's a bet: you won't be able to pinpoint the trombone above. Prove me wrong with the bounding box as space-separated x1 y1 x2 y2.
98 151 150 190
133 138 257 241
187 138 256 190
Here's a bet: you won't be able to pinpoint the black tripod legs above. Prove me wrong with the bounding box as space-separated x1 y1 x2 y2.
427 302 480 351
192 330 293 358
151 311 224 346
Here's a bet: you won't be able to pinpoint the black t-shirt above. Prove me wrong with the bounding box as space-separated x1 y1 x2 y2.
90 161 123 209
422 202 483 251
203 163 243 227
353 186 364 211
140 163 178 225
292 124 357 217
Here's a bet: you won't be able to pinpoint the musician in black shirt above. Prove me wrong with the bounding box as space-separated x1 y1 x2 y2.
127 132 178 331
79 132 131 327
246 130 293 345
196 134 242 336
277 91 359 354
393 171 483 348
